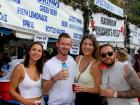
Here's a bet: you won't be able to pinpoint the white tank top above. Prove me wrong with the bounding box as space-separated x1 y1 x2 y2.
102 61 139 105
18 65 42 98
75 56 95 87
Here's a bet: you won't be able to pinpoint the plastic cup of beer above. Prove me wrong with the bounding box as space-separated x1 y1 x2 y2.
62 70 69 80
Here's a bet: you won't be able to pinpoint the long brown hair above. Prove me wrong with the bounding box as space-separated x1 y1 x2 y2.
23 41 44 74
80 35 99 60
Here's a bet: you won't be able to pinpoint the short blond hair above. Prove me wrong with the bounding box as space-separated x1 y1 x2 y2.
117 50 128 62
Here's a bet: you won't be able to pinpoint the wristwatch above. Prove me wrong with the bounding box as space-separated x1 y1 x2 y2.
113 91 118 98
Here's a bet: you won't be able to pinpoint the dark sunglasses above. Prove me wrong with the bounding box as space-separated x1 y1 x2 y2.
100 51 114 58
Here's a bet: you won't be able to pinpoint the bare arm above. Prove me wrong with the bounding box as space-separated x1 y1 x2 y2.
89 62 102 93
41 79 55 95
41 70 69 94
9 64 36 105
117 64 140 98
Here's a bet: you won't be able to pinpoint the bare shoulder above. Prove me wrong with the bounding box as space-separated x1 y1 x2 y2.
90 60 101 74
12 64 24 77
91 60 100 69
123 64 135 75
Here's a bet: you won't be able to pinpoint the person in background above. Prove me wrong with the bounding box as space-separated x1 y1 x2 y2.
9 41 45 105
0 49 6 77
99 44 140 105
117 49 128 64
42 33 77 105
0 49 11 77
74 35 102 105
133 48 140 78
124 48 132 64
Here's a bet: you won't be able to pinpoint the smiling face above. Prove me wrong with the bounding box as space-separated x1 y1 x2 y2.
100 46 116 67
56 37 72 56
81 38 94 56
29 44 43 61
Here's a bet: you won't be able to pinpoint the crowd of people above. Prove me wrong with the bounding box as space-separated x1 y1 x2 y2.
0 32 140 105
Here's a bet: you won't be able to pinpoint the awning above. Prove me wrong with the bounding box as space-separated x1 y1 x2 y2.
129 43 139 49
15 32 34 40
48 38 57 43
0 27 12 35
116 43 124 48
99 41 124 48
98 42 108 46
129 44 135 49
109 42 116 47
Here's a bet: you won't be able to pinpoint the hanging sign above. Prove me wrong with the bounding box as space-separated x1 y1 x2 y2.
34 34 48 50
89 13 124 44
94 0 124 17
129 23 140 46
0 0 83 41
70 42 80 55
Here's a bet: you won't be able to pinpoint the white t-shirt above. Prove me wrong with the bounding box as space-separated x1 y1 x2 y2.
42 55 77 105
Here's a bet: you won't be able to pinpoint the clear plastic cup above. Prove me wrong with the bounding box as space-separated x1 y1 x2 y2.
62 70 69 80
34 100 41 105
100 84 108 90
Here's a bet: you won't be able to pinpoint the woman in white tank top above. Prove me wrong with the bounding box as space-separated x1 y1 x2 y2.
74 35 102 105
9 42 45 105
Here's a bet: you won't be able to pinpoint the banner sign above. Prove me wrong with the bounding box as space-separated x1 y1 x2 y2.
89 13 124 43
0 0 83 41
94 0 124 17
70 42 80 55
129 23 140 46
34 34 48 50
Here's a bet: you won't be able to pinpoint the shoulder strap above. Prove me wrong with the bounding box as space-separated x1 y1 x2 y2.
21 64 26 73
77 56 83 67
76 60 93 83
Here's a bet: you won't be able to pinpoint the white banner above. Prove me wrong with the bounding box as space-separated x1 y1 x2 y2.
89 13 125 44
0 0 83 41
34 34 48 50
70 42 80 55
94 0 124 17
129 23 140 46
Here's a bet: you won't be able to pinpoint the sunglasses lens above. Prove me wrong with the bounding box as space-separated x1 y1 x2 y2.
101 52 113 58
108 52 113 56
101 53 107 58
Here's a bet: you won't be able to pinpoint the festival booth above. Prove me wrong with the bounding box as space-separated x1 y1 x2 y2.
0 0 83 104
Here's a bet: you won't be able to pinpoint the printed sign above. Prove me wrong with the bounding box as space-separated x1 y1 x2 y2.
34 34 48 50
89 13 124 44
94 0 124 17
0 0 83 41
129 23 140 46
70 42 80 55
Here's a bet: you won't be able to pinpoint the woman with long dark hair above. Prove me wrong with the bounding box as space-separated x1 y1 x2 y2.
9 41 45 105
74 35 102 105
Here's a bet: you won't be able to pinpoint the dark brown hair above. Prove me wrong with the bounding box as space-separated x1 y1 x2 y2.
23 41 44 74
57 33 71 42
80 35 99 60
99 44 115 54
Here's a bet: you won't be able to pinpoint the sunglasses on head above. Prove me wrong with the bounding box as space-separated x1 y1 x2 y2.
100 51 114 58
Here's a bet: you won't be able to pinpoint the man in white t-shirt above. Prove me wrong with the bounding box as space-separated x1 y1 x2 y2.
42 33 77 105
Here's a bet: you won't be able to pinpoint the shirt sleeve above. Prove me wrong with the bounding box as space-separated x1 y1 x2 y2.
41 62 52 80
